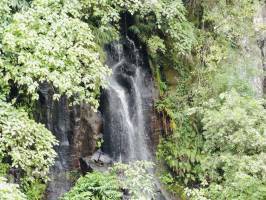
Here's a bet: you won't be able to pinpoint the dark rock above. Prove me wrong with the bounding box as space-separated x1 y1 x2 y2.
70 103 102 166
91 149 113 165
79 157 93 174
79 154 111 174
36 83 103 200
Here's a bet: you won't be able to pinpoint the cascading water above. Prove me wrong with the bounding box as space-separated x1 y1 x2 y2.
40 19 166 199
101 37 153 163
101 35 170 200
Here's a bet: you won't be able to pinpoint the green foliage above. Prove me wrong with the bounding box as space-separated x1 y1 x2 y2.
111 161 156 199
0 0 264 199
0 156 9 177
118 0 195 55
62 171 122 200
202 0 259 40
159 88 266 199
0 177 27 200
147 36 166 57
96 138 104 149
156 2 265 199
187 0 261 102
126 0 195 83
159 172 186 199
63 161 155 200
0 101 57 181
185 90 266 200
1 0 111 110
0 0 195 110
198 154 266 200
157 82 204 185
157 116 203 185
22 179 46 200
0 0 29 39
201 90 266 154
191 35 260 103
0 0 196 198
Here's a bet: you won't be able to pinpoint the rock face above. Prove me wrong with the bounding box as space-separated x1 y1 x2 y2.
36 83 102 200
238 4 266 97
254 4 266 94
71 104 102 165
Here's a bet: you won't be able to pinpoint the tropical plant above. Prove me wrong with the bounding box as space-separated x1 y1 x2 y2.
0 177 27 200
21 179 46 200
62 161 155 200
1 0 111 110
61 171 122 200
111 161 156 199
0 100 57 181
185 90 266 200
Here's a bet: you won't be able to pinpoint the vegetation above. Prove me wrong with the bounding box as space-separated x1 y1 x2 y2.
62 161 155 200
0 0 265 199
156 0 266 199
21 179 47 200
0 0 194 198
62 171 122 200
111 161 156 199
0 101 57 180
0 177 26 200
184 90 266 199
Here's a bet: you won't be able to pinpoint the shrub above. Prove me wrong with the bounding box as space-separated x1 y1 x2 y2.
0 101 57 180
22 179 46 200
0 177 26 200
186 90 266 200
62 171 122 200
63 161 155 200
111 161 156 199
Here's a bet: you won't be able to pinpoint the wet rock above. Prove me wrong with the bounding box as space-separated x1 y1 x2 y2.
79 151 113 174
91 150 113 165
79 157 93 174
71 103 102 166
255 5 266 94
36 83 103 200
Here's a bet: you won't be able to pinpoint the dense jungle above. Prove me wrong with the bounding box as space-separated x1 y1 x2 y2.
0 0 266 200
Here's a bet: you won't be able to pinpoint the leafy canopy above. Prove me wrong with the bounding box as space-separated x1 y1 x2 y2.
111 161 156 199
1 0 195 110
156 1 265 199
1 0 111 109
0 100 57 181
186 90 266 200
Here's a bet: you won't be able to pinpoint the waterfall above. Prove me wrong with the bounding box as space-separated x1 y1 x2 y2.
101 36 171 200
40 33 158 199
101 37 152 163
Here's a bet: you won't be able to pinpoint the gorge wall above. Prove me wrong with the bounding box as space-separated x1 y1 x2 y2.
37 37 163 200
36 83 102 200
255 4 266 94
